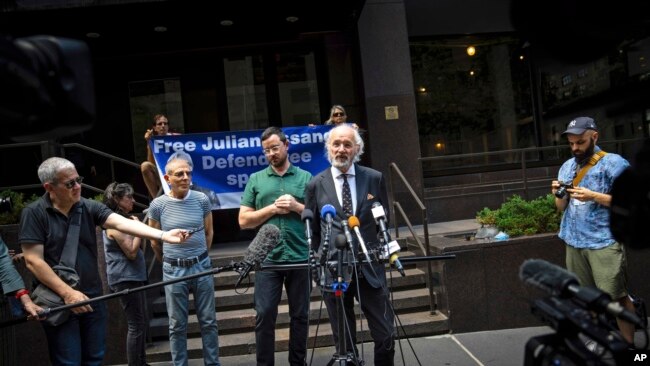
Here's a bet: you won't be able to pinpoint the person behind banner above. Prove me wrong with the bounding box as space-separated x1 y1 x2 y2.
147 157 220 366
19 157 188 366
304 124 395 365
551 116 636 346
141 114 179 200
238 126 312 366
102 182 149 366
323 105 358 130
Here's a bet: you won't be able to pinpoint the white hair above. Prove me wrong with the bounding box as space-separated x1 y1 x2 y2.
325 124 365 164
37 157 75 184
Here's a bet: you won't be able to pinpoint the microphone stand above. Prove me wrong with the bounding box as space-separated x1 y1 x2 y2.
327 235 362 366
0 263 238 329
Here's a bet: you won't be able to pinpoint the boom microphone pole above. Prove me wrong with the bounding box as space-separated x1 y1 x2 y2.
1 223 280 329
1 262 238 329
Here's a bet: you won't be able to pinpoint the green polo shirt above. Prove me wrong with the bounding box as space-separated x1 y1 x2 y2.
240 164 312 263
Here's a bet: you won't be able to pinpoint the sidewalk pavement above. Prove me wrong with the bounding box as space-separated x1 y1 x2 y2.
141 325 550 366
143 324 650 366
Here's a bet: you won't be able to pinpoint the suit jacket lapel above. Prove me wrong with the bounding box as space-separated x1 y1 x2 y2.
320 169 344 216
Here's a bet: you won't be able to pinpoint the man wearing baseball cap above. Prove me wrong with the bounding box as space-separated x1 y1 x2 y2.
551 117 636 347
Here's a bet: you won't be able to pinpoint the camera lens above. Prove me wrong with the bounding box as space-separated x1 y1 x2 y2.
555 186 567 199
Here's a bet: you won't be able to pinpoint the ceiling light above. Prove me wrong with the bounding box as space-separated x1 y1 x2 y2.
220 19 234 26
467 46 476 57
286 16 299 23
154 26 167 33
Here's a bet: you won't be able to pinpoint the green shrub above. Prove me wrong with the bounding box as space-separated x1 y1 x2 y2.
0 190 39 225
476 194 561 237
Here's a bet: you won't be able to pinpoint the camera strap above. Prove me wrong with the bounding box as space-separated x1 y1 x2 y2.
572 150 607 187
59 205 82 268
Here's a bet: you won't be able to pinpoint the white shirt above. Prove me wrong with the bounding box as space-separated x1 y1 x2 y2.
330 165 357 215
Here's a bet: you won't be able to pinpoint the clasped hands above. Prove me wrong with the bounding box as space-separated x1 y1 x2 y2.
273 194 297 214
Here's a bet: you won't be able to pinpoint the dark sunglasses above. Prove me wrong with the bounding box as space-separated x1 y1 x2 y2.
332 112 345 117
59 176 84 189
156 121 169 126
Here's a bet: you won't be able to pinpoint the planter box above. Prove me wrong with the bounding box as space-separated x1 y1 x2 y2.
418 232 650 333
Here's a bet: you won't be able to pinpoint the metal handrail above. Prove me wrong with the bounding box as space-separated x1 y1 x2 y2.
419 138 645 201
0 140 150 210
60 142 150 206
388 162 435 314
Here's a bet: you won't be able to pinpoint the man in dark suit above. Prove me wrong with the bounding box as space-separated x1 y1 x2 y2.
305 124 395 366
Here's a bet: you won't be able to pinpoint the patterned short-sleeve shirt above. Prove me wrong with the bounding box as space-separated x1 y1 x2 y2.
558 147 630 249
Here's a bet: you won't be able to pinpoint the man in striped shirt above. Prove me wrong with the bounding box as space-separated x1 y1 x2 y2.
148 157 221 366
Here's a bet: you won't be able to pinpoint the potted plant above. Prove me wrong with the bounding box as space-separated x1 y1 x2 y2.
475 194 562 238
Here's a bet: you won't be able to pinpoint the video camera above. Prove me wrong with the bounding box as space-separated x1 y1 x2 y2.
519 259 647 365
0 35 95 142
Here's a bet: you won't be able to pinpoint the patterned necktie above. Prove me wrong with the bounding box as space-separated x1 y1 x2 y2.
341 174 353 217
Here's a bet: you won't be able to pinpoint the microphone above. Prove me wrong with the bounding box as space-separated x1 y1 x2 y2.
235 224 281 287
341 219 354 251
301 209 313 245
320 204 336 224
387 246 405 277
301 209 320 285
348 216 372 264
371 203 405 276
371 202 390 244
519 259 643 327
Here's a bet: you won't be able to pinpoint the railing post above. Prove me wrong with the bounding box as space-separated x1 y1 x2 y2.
521 149 528 200
388 164 398 239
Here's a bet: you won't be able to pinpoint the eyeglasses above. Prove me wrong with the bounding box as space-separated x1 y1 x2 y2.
332 112 345 117
58 176 84 189
262 144 283 155
156 121 169 126
172 170 192 178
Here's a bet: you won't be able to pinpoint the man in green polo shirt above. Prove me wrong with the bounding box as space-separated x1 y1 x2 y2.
238 126 312 366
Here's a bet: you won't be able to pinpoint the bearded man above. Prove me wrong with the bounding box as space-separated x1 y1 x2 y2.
552 116 636 346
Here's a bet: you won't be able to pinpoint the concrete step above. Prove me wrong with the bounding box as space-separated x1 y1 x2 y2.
145 310 449 361
150 267 427 315
148 286 433 338
144 248 446 362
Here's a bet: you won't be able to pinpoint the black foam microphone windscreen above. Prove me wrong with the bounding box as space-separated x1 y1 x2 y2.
236 224 280 287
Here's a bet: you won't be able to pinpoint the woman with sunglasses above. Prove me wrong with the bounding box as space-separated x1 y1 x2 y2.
324 105 348 125
323 105 359 129
102 182 149 366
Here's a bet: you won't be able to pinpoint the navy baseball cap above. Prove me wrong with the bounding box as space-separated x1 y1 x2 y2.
562 117 598 135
